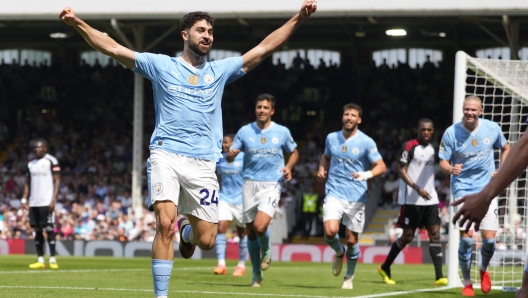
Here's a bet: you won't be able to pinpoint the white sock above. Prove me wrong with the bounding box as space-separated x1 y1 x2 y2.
38 256 44 263
49 257 56 263
156 296 168 298
237 261 245 268
464 279 472 286
218 259 226 266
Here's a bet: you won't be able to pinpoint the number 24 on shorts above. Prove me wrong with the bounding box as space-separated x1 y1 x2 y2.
199 189 219 206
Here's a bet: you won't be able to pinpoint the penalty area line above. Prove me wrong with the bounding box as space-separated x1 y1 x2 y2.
355 286 454 298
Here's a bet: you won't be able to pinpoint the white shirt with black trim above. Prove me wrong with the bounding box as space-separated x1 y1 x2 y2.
27 153 60 207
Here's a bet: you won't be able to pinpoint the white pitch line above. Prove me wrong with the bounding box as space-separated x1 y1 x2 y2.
354 286 454 298
0 267 212 274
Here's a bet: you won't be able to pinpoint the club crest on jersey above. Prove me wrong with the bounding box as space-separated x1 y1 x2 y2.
342 146 347 153
188 74 199 85
153 183 164 195
204 74 214 84
483 137 490 145
352 148 360 155
234 161 240 167
471 139 478 147
272 137 279 144
261 137 267 144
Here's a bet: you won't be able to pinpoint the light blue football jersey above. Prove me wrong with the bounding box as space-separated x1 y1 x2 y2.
439 118 507 197
133 53 245 162
216 152 244 205
324 130 382 203
231 122 297 182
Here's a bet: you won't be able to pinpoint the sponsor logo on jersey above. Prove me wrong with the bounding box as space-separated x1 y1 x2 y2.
272 137 279 144
188 74 199 85
471 139 478 146
352 148 360 155
204 74 214 84
342 146 347 153
261 137 266 144
168 85 178 92
153 183 164 195
483 137 490 145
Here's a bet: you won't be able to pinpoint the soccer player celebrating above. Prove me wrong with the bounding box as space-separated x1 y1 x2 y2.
378 119 447 286
23 139 61 269
214 134 247 276
439 96 510 296
452 118 528 298
227 93 299 287
317 103 386 290
59 1 316 297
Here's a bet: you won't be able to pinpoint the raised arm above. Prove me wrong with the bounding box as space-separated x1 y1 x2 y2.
59 7 135 69
241 0 317 73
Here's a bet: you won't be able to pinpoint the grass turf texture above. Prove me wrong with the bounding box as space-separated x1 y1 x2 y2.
0 255 519 297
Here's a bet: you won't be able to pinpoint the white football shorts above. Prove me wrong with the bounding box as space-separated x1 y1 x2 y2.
147 149 219 223
323 196 366 233
242 179 281 223
218 200 244 227
454 196 498 231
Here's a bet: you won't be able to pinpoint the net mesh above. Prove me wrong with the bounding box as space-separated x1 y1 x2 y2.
464 57 528 290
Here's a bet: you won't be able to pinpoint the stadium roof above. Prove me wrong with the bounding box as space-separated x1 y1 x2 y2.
3 0 528 20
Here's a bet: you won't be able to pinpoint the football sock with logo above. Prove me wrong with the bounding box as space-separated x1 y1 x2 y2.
239 235 248 267
248 238 261 275
47 230 56 257
429 242 444 279
382 240 402 271
480 238 495 272
35 231 45 259
215 233 226 266
152 259 173 297
324 234 344 257
345 245 360 277
458 237 473 282
258 229 271 259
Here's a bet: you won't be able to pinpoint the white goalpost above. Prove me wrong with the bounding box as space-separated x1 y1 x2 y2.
448 51 528 291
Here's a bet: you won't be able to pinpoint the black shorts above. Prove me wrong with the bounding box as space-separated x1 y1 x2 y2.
29 206 54 228
397 204 441 230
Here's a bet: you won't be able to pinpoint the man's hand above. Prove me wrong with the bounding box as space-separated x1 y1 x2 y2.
353 171 373 182
280 167 293 181
226 149 240 162
48 201 56 213
317 170 327 182
452 192 491 232
300 0 318 20
417 188 432 200
59 7 78 26
452 163 463 175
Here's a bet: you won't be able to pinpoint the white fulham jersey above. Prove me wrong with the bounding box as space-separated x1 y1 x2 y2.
27 154 60 207
397 139 438 206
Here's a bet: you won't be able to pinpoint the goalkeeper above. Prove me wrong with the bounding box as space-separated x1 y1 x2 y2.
452 114 528 298
439 96 510 296
317 103 386 290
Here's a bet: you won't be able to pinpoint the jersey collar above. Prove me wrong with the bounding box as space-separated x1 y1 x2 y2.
252 121 275 133
339 129 360 143
177 56 206 70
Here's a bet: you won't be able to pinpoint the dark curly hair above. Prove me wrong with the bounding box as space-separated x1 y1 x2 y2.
180 11 214 31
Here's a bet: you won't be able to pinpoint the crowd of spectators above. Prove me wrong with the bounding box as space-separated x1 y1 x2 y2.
2 52 521 247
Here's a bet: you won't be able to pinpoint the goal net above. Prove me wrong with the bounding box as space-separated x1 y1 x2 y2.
448 51 528 291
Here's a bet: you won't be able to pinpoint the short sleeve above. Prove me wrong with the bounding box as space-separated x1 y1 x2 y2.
438 130 452 161
493 123 507 148
324 136 331 157
282 129 297 153
399 142 413 167
214 57 246 85
132 52 165 81
366 138 382 163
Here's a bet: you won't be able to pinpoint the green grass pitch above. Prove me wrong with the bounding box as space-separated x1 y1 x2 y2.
0 255 518 297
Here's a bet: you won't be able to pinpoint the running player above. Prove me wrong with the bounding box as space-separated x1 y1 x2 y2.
227 93 299 287
59 2 317 297
378 119 447 286
452 116 528 298
317 103 386 290
439 96 510 296
214 134 247 276
23 139 61 269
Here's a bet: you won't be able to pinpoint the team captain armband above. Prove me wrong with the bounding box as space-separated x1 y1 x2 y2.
52 165 61 172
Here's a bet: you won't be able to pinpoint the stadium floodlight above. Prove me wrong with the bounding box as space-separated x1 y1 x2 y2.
49 32 67 39
385 29 406 36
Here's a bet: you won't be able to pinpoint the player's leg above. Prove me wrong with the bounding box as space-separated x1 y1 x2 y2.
323 197 345 277
29 207 46 269
340 203 366 290
242 180 264 287
379 205 416 284
253 211 273 270
152 201 177 298
459 229 474 296
45 209 58 269
478 199 498 294
233 224 248 276
186 215 217 250
214 219 229 275
253 182 280 271
516 262 528 298
423 205 446 285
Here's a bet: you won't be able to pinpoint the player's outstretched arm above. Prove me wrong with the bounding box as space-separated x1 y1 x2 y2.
453 127 528 231
59 7 135 69
241 0 317 73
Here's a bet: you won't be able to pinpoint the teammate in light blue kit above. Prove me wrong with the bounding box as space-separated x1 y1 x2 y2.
439 95 509 296
59 2 317 297
214 134 248 276
227 93 299 287
317 103 386 290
